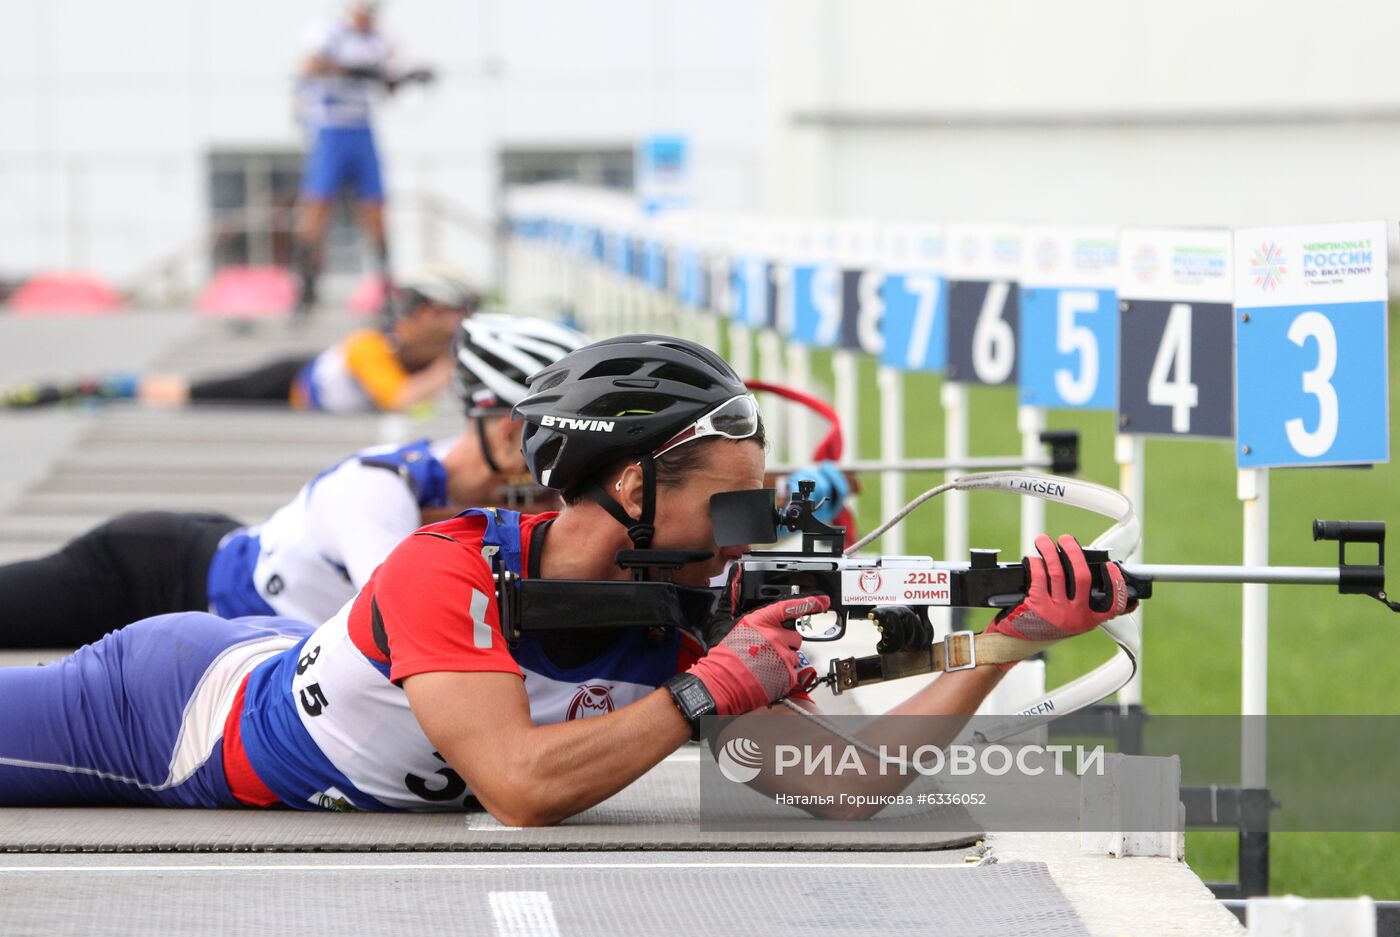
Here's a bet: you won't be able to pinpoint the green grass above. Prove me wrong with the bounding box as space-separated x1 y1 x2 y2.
786 318 1400 898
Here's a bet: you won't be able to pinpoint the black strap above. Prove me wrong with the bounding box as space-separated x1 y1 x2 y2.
637 452 656 534
475 416 503 477
527 518 553 579
584 452 656 550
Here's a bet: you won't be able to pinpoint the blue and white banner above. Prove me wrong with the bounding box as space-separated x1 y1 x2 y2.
1233 222 1390 468
636 134 691 214
730 255 772 328
1116 228 1235 440
789 261 842 346
879 224 947 371
944 224 1022 386
1018 227 1119 409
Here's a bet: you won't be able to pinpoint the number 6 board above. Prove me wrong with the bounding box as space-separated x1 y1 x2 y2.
1233 221 1390 468
945 224 1022 385
1116 228 1235 438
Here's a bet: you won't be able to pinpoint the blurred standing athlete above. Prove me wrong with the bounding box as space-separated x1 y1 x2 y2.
293 0 435 321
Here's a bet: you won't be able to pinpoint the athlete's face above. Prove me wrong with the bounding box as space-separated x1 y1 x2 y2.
650 439 766 587
490 416 529 477
423 302 469 346
402 302 468 361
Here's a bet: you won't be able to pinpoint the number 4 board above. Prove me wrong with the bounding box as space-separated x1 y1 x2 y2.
1116 229 1235 439
1233 221 1390 468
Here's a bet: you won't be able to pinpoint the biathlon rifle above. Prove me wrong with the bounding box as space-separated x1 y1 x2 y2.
709 472 1397 734
491 470 1393 738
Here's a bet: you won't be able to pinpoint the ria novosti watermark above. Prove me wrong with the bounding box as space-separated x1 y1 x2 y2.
697 715 1400 834
717 735 1106 784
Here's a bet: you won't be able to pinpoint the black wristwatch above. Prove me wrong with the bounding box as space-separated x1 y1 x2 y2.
663 673 717 741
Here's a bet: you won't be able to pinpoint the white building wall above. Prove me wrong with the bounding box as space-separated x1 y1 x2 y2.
760 0 1400 229
6 0 1397 288
0 0 765 287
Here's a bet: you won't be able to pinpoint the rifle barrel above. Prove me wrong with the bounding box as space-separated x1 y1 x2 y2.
1119 563 1339 586
767 455 1054 475
919 560 1343 586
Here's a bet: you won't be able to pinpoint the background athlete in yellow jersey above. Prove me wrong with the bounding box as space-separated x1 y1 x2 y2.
0 264 478 414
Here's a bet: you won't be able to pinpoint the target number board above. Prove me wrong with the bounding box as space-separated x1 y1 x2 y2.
1233 222 1390 468
1117 229 1235 439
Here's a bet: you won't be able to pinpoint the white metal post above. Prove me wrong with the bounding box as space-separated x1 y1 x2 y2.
1239 468 1270 790
589 262 607 335
833 348 860 526
877 365 904 554
786 344 812 461
1115 433 1146 707
757 329 787 463
699 314 721 359
729 323 753 380
1018 405 1047 555
942 381 969 564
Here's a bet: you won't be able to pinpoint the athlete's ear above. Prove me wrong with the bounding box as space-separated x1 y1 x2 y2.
612 462 645 522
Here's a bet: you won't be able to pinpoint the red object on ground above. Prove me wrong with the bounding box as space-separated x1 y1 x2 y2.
7 272 123 315
745 380 844 460
197 266 296 318
348 275 390 317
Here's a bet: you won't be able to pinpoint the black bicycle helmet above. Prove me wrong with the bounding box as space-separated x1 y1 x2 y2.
514 334 754 548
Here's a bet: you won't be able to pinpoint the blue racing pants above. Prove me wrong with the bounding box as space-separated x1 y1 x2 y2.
0 612 313 807
301 126 384 201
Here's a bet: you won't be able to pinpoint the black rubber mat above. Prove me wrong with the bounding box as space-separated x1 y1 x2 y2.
0 760 981 854
0 861 1085 936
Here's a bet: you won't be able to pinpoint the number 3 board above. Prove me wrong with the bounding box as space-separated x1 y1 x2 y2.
1233 221 1390 468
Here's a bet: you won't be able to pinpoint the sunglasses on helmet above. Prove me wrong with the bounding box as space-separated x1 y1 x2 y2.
652 394 761 461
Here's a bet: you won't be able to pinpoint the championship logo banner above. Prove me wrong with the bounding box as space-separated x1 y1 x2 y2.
944 223 1022 386
879 223 947 372
1233 221 1390 468
784 223 842 348
1116 228 1235 439
1019 226 1119 410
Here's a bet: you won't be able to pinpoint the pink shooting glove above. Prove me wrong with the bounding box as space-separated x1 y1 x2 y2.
687 593 829 715
983 534 1133 670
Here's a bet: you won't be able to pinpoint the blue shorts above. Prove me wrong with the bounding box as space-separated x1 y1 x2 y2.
0 613 314 807
301 126 384 201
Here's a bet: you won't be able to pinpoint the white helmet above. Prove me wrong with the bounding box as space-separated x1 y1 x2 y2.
397 262 480 316
454 314 590 416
